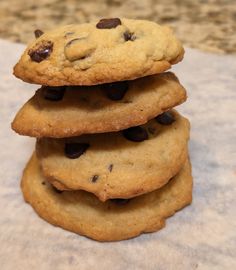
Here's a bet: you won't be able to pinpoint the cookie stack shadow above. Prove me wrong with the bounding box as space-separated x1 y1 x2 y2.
12 18 192 241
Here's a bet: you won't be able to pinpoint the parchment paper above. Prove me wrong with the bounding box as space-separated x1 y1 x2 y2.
0 39 235 270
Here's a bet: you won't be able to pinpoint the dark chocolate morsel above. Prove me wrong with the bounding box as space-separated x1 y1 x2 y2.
43 86 66 101
108 164 113 172
96 18 121 29
34 29 44 38
28 41 53 62
64 143 89 159
102 81 128 101
123 126 148 142
111 198 130 205
156 111 175 125
41 181 46 185
123 31 136 41
91 175 99 183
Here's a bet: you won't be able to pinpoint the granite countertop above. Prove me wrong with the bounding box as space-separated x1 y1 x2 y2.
0 0 235 54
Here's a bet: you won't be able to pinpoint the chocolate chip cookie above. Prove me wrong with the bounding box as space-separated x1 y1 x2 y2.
13 18 184 86
21 153 192 241
11 72 186 138
36 110 190 201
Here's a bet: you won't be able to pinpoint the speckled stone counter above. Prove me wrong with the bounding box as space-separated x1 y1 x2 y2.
0 0 235 54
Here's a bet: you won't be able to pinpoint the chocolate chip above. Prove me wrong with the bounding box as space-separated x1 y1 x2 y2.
108 164 113 172
110 198 130 205
156 111 175 125
41 181 46 185
124 31 136 41
123 126 148 142
96 18 121 29
43 86 66 101
91 175 99 183
34 29 44 38
28 40 53 62
102 81 128 101
64 143 89 159
52 186 63 194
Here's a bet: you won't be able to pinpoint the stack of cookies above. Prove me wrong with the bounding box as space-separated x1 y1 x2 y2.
12 18 192 241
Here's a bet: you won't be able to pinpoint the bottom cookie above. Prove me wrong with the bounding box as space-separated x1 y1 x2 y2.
21 153 193 242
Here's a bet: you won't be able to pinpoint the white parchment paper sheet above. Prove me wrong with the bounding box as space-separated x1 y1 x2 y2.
0 39 235 270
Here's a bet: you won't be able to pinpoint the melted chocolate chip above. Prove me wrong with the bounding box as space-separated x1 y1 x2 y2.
102 81 128 101
123 126 148 142
34 29 44 38
41 181 46 185
156 111 175 125
43 86 66 101
64 143 89 159
96 18 121 29
111 198 130 205
124 31 136 41
108 164 113 172
91 175 99 183
28 41 53 62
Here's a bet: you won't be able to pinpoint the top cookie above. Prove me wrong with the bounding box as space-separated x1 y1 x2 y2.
13 18 184 86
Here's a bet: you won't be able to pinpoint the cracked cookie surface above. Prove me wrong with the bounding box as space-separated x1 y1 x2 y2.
12 72 186 138
14 18 184 86
36 110 190 201
21 153 192 241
